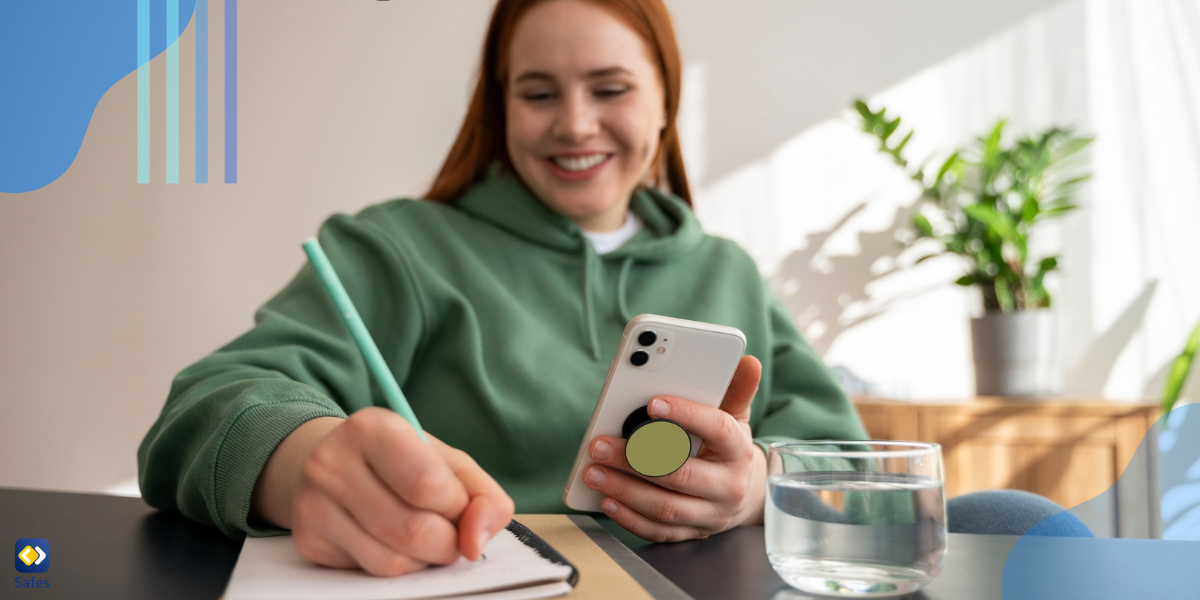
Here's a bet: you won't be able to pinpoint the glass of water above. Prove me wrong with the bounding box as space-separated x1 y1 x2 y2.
765 441 946 598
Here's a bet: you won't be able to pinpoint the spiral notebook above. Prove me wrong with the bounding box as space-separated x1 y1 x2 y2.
224 520 579 600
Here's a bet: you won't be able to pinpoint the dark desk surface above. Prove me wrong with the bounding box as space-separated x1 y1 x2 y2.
635 526 1018 600
3 487 1198 600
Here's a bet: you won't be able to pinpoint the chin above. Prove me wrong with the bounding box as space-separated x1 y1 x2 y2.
545 187 622 221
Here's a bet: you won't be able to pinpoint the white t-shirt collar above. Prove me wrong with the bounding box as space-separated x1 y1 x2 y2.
581 210 644 255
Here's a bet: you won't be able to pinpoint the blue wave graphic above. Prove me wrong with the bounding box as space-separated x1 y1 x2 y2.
0 1 197 193
1159 404 1200 541
1001 403 1200 598
1002 535 1200 598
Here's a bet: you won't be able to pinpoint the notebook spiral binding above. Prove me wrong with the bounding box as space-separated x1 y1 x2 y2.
505 520 580 587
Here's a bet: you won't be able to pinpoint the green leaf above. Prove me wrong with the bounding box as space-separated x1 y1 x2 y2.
1162 319 1200 419
883 118 901 140
1055 135 1095 159
964 203 1020 243
854 99 873 121
1021 196 1040 223
994 278 1016 313
894 130 914 157
914 253 942 265
1036 256 1059 276
1039 203 1079 219
1028 256 1058 309
982 120 1007 164
935 152 960 186
912 213 934 237
1043 174 1092 190
956 274 980 286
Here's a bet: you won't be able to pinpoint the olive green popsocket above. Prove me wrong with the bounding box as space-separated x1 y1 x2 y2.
622 406 692 477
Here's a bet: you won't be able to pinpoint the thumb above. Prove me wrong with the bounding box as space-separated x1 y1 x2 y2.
457 493 515 561
433 441 515 561
719 355 762 423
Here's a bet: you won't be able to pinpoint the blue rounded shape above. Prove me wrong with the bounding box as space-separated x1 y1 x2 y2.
948 489 1093 537
0 1 196 193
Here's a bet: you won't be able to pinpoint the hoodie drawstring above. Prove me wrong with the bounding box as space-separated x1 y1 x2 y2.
616 256 634 323
582 243 601 361
582 244 638 362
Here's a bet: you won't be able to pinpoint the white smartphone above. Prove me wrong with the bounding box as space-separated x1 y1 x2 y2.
563 314 747 512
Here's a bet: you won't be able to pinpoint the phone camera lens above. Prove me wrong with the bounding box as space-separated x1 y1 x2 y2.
630 350 650 366
637 330 657 346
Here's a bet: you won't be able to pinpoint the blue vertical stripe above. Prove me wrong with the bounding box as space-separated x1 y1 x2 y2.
166 0 179 184
224 0 237 183
195 0 208 183
137 0 150 183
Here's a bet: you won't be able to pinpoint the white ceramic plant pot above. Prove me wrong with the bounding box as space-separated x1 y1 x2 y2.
970 311 1062 398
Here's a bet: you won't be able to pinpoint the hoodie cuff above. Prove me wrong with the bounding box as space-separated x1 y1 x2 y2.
213 398 346 539
754 435 796 459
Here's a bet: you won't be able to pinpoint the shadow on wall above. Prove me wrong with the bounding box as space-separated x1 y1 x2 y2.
769 201 938 355
1062 278 1199 400
1065 280 1158 395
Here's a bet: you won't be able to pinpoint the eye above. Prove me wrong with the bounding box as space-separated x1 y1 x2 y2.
520 89 555 101
595 86 629 98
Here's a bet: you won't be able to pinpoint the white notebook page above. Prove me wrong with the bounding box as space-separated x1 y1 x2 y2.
224 528 574 600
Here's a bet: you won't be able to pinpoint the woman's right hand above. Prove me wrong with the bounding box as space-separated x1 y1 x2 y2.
251 407 515 577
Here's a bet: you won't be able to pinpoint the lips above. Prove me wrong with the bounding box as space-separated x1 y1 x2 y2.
552 153 610 171
546 152 613 180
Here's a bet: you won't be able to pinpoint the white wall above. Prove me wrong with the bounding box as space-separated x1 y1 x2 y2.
5 0 1192 495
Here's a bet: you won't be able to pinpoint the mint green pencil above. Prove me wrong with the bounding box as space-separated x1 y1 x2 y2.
302 238 429 443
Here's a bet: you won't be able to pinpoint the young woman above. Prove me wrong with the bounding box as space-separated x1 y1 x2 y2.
138 0 1088 579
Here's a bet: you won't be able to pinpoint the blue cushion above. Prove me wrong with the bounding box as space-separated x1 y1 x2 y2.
948 490 1094 537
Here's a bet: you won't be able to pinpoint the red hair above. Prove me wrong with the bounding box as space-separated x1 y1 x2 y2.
424 0 691 205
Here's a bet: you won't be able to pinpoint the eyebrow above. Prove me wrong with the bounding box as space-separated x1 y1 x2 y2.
513 66 633 83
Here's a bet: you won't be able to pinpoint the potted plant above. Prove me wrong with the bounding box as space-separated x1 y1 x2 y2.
854 99 1093 397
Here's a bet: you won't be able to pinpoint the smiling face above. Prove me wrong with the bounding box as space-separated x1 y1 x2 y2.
505 0 667 232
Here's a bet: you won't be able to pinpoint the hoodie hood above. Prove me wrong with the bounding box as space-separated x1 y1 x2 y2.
453 166 705 359
454 166 705 263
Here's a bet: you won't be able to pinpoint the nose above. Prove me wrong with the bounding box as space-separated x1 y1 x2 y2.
551 90 600 143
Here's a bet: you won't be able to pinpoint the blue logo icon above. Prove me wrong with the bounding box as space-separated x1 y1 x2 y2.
14 539 48 573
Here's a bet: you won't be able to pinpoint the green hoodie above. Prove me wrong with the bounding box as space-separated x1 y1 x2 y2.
137 169 868 540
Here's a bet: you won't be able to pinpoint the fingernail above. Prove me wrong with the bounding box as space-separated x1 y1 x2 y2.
477 531 492 555
591 440 612 461
649 398 669 418
601 499 618 515
585 467 606 487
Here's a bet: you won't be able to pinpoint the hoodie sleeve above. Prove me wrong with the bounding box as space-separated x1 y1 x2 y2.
751 292 869 455
136 210 428 539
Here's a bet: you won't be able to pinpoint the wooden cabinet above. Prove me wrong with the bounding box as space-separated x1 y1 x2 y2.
853 397 1160 536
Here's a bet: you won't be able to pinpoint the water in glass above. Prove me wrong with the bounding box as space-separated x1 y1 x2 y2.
765 470 946 597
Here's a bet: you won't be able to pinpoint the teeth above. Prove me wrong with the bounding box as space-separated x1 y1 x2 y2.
553 153 608 172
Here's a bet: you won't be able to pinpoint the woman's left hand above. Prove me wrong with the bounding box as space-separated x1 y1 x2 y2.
583 355 766 542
